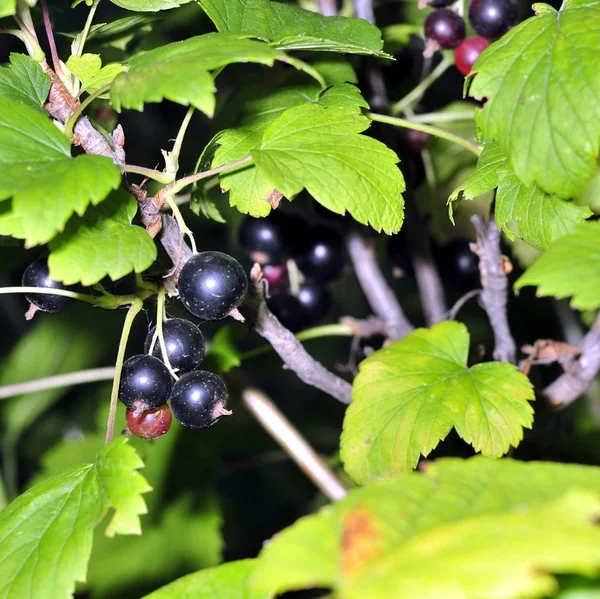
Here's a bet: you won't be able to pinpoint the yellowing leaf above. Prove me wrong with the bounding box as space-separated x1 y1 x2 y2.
341 321 534 483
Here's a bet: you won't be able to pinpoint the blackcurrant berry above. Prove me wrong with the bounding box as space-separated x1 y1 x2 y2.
297 283 333 324
438 239 481 290
424 9 466 49
170 370 231 429
267 292 311 333
178 251 248 320
293 227 345 283
238 214 286 265
262 264 289 291
387 234 414 277
22 259 75 313
119 354 172 413
402 129 430 153
144 318 205 374
468 0 518 39
427 0 455 7
454 36 491 75
126 404 173 440
267 283 332 332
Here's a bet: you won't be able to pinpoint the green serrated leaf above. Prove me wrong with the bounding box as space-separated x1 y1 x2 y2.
450 142 591 249
110 0 190 10
250 457 600 599
0 99 120 245
252 104 404 233
66 54 125 94
198 0 389 57
0 54 51 109
142 559 270 599
467 2 600 198
341 321 534 483
514 221 600 310
110 33 286 115
48 190 157 286
0 438 150 599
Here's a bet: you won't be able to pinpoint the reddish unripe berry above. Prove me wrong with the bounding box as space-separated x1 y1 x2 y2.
454 36 491 75
126 404 173 440
262 264 289 290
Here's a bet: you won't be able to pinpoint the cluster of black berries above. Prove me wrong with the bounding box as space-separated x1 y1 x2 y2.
423 0 519 75
21 252 249 441
238 213 345 332
388 236 480 290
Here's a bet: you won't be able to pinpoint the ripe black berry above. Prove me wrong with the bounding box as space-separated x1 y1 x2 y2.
178 251 248 320
468 0 518 39
454 36 490 75
424 9 466 49
238 215 286 265
170 370 231 429
293 227 345 283
438 239 481 289
267 283 332 332
119 354 172 413
144 318 205 374
126 404 172 440
22 259 75 313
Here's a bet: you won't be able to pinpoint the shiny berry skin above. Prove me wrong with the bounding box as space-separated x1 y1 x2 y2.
267 293 311 332
454 36 491 75
144 318 205 374
22 259 75 313
439 239 480 289
262 264 289 291
119 354 172 413
178 251 248 320
170 371 231 429
424 9 466 49
293 227 345 283
126 404 172 440
238 215 286 265
468 0 518 39
297 283 333 323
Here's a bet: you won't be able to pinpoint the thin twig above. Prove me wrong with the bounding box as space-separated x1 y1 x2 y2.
169 106 195 173
41 0 62 76
172 155 252 193
447 289 482 320
76 0 101 57
243 388 348 501
544 314 600 407
0 367 116 399
121 164 173 184
471 216 516 363
345 231 413 340
65 82 111 138
317 0 338 16
352 0 375 23
105 298 143 443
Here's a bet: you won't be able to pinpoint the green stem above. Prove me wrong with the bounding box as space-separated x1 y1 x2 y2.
152 288 179 379
64 82 111 139
76 0 101 57
240 323 355 361
391 56 454 115
172 156 252 194
105 298 144 443
368 112 481 156
407 111 475 124
168 106 195 174
121 164 173 184
167 196 197 253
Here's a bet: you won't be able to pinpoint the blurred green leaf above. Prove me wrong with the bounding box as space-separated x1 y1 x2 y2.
206 325 244 373
0 54 51 109
250 457 600 598
110 0 191 11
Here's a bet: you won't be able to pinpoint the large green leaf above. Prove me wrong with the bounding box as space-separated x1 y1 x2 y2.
48 190 157 286
450 142 591 249
514 221 600 310
0 438 150 599
143 559 270 599
248 104 404 233
198 0 389 56
467 1 600 198
0 0 16 19
250 457 600 599
341 321 534 483
0 99 120 246
111 33 287 115
0 54 51 109
110 0 190 10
